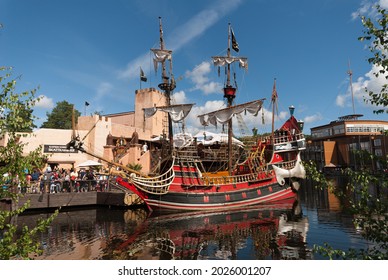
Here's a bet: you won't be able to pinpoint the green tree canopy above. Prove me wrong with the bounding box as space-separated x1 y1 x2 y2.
4 100 36 132
40 100 80 129
359 4 388 114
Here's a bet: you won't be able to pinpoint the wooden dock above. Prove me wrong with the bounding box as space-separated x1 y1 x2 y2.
0 191 142 211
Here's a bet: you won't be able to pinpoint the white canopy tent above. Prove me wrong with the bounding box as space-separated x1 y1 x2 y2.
194 131 244 147
76 160 102 168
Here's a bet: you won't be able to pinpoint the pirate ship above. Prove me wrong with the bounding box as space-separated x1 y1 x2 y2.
68 18 306 212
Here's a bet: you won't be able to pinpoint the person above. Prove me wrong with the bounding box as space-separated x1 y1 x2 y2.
142 143 148 155
79 169 88 192
70 168 78 192
86 169 97 191
25 173 32 193
31 169 41 182
63 170 71 192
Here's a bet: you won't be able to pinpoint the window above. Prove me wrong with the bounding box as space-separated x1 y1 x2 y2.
374 139 381 147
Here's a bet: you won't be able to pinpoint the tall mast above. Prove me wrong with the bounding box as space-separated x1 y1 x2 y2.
151 17 176 146
159 17 168 89
271 78 278 141
212 23 248 175
226 24 233 175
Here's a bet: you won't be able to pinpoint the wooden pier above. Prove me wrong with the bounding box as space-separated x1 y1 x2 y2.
0 191 142 212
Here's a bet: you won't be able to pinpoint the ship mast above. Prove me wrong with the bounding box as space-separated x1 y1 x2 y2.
271 78 278 141
212 23 247 175
151 17 176 146
226 24 234 175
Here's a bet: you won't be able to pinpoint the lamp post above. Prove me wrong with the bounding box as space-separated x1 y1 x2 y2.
298 120 304 132
289 105 295 117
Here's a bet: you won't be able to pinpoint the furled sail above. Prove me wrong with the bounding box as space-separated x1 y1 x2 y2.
212 56 248 70
198 99 264 127
151 49 172 73
144 104 194 123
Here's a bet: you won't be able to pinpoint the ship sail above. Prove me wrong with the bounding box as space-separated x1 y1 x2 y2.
144 103 194 123
151 49 173 73
198 99 264 127
212 56 248 69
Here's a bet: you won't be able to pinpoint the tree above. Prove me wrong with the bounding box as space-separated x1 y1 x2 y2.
40 100 80 129
306 5 388 259
0 67 58 259
5 100 36 132
359 5 388 114
305 160 387 259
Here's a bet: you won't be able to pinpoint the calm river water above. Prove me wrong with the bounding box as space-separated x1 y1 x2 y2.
18 179 372 260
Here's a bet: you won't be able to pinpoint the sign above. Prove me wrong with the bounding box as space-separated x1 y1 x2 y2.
44 145 78 153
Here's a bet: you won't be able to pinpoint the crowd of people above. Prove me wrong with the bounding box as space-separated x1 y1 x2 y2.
21 166 110 194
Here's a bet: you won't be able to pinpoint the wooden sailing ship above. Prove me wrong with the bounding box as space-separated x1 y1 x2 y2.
69 18 306 211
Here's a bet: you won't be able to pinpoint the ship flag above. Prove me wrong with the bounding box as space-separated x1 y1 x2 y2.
231 28 239 52
140 67 147 82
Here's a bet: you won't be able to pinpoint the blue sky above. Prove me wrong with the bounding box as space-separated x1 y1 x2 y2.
1 0 387 136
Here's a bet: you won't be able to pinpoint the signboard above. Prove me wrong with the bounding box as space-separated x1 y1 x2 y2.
44 145 78 153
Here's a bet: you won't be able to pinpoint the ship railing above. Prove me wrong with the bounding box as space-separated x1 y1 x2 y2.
205 172 269 185
130 157 176 195
273 159 297 170
273 132 305 145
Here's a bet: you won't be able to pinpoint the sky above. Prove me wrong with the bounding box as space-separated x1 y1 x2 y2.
1 0 387 137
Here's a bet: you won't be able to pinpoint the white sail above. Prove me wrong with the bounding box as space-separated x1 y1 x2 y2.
151 49 172 62
144 104 194 123
212 56 248 70
198 99 263 127
151 49 173 73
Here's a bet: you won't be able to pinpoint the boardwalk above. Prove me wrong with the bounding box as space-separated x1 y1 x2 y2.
1 188 142 211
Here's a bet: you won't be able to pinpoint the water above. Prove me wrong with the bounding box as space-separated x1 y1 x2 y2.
17 180 372 260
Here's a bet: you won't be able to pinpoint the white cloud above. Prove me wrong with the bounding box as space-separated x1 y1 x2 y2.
351 65 386 108
185 61 222 95
303 113 323 123
352 0 388 20
336 94 347 107
335 64 386 111
35 95 54 109
171 90 187 104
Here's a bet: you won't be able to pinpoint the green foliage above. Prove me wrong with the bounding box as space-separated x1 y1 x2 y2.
0 66 58 259
40 100 80 129
1 68 38 134
358 5 388 114
126 163 143 172
0 192 59 259
303 4 388 260
305 159 388 259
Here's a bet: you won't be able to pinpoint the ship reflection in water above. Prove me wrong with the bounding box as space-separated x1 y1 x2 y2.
119 199 311 260
27 199 311 260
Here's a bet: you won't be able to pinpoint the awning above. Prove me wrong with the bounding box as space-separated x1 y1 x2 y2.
76 160 103 168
